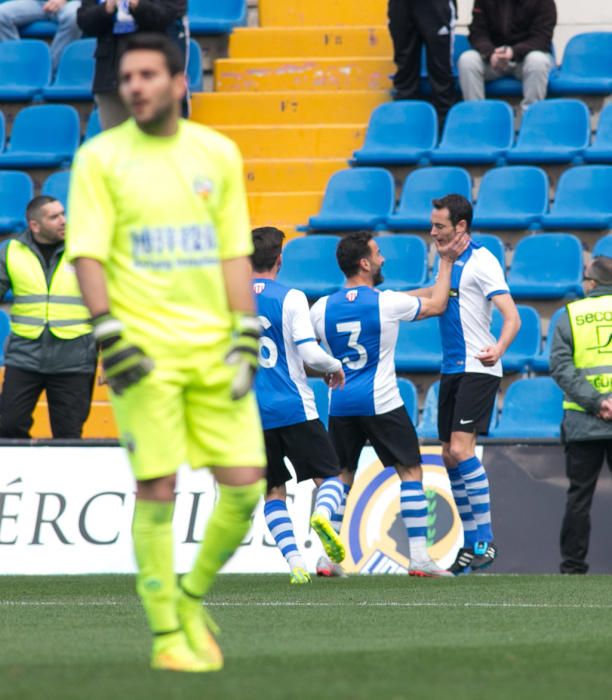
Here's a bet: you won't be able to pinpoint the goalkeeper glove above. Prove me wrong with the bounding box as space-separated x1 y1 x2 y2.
92 313 154 396
225 313 260 400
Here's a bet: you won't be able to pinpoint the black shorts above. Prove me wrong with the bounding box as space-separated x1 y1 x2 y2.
329 406 421 473
438 373 500 443
264 419 340 490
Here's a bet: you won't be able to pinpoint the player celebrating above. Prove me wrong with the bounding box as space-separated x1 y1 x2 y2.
66 34 266 672
428 195 520 574
311 230 467 577
251 226 347 583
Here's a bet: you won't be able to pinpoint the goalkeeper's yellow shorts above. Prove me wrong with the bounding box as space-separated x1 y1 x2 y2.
110 351 266 481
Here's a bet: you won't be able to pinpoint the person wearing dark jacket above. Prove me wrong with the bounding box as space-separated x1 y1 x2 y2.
77 0 186 129
458 0 556 112
0 196 96 438
550 255 612 575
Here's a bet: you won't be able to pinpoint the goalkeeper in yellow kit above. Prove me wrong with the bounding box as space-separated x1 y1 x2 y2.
65 33 266 673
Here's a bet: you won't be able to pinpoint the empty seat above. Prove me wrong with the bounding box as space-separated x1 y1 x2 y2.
188 0 247 34
506 99 590 164
84 108 101 141
352 102 437 165
549 33 612 95
187 39 203 92
307 377 329 427
397 377 418 425
507 234 583 299
429 233 506 282
395 317 442 372
490 305 541 373
42 171 70 210
0 308 10 365
0 111 4 152
307 168 395 232
491 377 563 438
42 38 95 101
20 21 56 38
0 171 34 233
593 234 612 258
276 235 343 298
583 104 612 163
531 306 566 373
386 167 471 231
377 235 428 291
473 166 549 229
539 166 612 230
0 105 80 168
429 101 513 165
0 40 51 101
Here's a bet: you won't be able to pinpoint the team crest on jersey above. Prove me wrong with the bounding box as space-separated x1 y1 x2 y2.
253 282 266 295
340 448 461 574
346 290 359 302
193 176 213 199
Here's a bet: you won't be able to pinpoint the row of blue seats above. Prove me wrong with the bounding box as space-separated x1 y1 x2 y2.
305 166 612 232
310 376 564 439
0 38 203 102
353 100 612 166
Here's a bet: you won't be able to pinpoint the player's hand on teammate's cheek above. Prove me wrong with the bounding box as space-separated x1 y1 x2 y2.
437 232 470 261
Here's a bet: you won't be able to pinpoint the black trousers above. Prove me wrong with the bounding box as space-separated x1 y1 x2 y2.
388 0 456 124
560 439 612 574
0 367 95 439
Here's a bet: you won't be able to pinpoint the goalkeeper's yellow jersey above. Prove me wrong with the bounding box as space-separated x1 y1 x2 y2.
65 118 252 359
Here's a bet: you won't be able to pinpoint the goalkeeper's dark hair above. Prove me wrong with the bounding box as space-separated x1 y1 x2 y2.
336 231 375 278
432 193 473 231
589 255 612 286
251 227 285 272
26 195 58 223
120 33 184 76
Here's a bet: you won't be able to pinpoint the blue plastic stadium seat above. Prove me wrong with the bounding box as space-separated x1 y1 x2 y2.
395 317 442 372
307 377 330 428
42 38 95 101
539 166 612 230
0 308 10 364
0 111 4 152
593 234 612 258
549 33 612 96
352 102 437 166
507 234 584 300
42 171 70 210
506 99 590 164
0 40 51 101
0 105 80 168
0 171 33 233
429 232 505 283
531 306 566 373
490 305 541 373
583 104 612 164
429 101 513 165
84 108 101 141
377 235 428 291
307 168 395 232
20 20 56 38
188 0 247 34
397 377 418 426
491 377 563 438
276 235 343 299
187 39 203 92
472 166 549 229
386 167 471 231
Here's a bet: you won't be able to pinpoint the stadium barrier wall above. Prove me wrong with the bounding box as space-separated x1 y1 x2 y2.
1 442 611 575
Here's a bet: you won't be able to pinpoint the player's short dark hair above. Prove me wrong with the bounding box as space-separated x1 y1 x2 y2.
336 231 375 278
120 33 184 77
432 194 473 230
589 256 612 285
251 227 285 272
26 195 57 223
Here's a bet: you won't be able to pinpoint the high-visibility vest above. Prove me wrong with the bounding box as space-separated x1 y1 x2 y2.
563 295 612 412
6 240 91 341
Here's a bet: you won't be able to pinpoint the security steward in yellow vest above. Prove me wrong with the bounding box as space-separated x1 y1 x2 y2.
550 255 612 575
0 196 96 438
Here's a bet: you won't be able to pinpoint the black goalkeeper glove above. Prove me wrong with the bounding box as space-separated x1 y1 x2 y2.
92 313 154 396
224 313 261 400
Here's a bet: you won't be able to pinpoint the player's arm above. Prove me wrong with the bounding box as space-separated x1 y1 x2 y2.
476 293 521 367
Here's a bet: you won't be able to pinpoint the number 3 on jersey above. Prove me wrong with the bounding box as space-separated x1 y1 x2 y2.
336 321 367 370
258 315 278 368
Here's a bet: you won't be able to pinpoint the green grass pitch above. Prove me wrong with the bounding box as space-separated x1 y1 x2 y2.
1 574 612 700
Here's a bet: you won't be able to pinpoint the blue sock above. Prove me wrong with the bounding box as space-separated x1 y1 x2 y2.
447 467 478 547
457 456 493 543
264 499 304 570
314 477 344 522
330 482 350 534
400 481 429 561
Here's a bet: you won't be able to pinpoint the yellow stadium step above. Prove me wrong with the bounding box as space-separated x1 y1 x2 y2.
215 57 394 92
248 192 322 227
229 26 392 59
245 159 345 193
31 401 118 439
259 0 387 27
217 125 366 159
192 91 388 126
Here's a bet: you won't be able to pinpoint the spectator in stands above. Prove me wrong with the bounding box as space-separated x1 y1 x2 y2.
550 256 612 575
388 0 457 126
0 0 82 74
458 0 557 112
77 0 186 130
0 196 96 439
